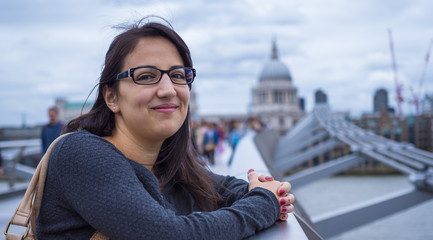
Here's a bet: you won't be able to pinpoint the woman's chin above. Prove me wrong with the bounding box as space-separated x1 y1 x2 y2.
155 127 180 139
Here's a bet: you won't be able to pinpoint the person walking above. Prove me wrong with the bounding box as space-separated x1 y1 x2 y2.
203 122 219 165
41 107 64 155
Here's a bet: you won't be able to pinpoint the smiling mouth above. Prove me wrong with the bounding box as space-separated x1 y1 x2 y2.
152 103 179 113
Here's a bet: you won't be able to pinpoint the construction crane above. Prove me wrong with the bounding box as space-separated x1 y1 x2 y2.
388 29 404 117
409 39 433 115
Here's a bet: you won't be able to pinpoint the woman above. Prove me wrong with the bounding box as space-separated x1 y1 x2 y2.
37 18 295 239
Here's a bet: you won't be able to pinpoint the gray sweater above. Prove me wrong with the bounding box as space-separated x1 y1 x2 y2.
37 130 279 239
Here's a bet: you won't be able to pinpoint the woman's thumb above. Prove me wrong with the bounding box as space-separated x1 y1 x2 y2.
247 169 258 182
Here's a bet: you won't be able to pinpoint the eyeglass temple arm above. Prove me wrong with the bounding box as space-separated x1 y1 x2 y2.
116 70 131 80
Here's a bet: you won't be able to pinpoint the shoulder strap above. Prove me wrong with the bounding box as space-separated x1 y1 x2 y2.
91 231 110 240
5 133 70 239
5 133 109 240
30 133 72 237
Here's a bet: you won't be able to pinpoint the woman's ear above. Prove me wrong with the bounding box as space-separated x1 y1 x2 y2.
103 85 119 113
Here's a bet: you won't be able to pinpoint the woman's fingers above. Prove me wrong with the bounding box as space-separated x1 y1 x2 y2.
277 191 295 221
247 170 295 222
248 169 282 196
278 193 295 208
248 170 274 184
279 203 294 221
258 174 274 182
277 182 292 196
247 169 258 182
248 173 295 220
247 169 259 191
280 202 295 213
279 198 295 221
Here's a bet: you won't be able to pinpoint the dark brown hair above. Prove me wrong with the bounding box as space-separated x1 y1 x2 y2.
66 18 220 211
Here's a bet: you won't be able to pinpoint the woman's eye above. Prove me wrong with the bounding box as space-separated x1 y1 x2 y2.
136 74 156 82
170 72 185 79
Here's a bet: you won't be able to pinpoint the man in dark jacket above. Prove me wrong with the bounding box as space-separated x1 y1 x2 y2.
41 107 64 155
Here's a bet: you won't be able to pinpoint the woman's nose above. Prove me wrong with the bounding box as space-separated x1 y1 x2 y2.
156 73 176 98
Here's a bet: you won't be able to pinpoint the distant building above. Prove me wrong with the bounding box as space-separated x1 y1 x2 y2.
373 88 388 113
351 88 433 150
298 97 305 111
422 93 433 114
189 89 200 122
314 89 327 104
55 98 93 124
352 107 407 142
352 106 433 153
409 114 433 152
251 39 304 134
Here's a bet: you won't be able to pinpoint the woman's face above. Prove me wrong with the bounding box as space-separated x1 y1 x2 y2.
111 37 190 142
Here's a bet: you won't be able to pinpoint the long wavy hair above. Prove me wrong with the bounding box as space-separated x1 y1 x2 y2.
66 18 220 211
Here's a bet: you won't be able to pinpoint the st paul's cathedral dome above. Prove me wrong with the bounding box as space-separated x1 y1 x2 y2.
251 39 304 134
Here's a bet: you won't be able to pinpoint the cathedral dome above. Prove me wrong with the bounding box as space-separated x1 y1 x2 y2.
259 40 292 82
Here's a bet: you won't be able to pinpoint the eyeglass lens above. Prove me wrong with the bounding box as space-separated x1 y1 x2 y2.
133 67 193 85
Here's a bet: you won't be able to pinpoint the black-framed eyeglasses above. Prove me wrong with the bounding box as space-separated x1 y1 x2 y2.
116 66 196 85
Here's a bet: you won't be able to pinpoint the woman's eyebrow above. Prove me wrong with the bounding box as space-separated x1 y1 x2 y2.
169 65 185 70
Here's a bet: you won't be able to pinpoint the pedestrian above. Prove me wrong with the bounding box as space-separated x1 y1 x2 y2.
203 122 218 165
0 148 3 176
40 107 64 155
36 17 295 239
227 120 243 166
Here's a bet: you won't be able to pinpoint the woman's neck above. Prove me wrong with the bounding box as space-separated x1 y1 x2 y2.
104 128 163 172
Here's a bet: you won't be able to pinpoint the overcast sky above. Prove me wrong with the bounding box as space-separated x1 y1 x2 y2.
1 0 433 127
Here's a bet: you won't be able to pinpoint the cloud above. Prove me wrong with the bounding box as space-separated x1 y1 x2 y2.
1 0 433 126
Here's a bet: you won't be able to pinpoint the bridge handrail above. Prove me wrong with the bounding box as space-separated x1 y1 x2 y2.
0 139 40 149
227 131 321 239
1 139 41 193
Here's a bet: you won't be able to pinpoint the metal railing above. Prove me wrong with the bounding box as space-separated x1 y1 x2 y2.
0 139 40 199
223 131 322 239
257 104 433 239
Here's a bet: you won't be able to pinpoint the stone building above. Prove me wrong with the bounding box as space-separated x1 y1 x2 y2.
352 107 407 142
55 98 93 124
410 114 433 152
315 89 327 104
251 40 304 134
422 93 433 114
373 88 388 113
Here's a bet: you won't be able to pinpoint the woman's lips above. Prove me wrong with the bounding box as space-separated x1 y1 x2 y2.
152 103 178 113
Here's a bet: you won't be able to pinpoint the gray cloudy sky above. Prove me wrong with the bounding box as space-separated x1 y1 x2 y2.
1 0 433 127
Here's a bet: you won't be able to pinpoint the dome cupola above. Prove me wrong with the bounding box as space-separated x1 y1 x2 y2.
259 39 292 82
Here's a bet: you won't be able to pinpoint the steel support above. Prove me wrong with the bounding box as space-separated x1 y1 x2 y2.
274 131 329 159
312 187 433 238
376 149 426 170
392 148 433 166
284 154 365 189
274 138 342 172
360 149 417 175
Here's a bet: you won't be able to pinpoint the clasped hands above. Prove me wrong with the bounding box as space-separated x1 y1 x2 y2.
247 169 295 221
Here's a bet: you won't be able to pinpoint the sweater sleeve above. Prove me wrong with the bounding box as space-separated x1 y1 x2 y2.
49 132 280 240
211 173 250 208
